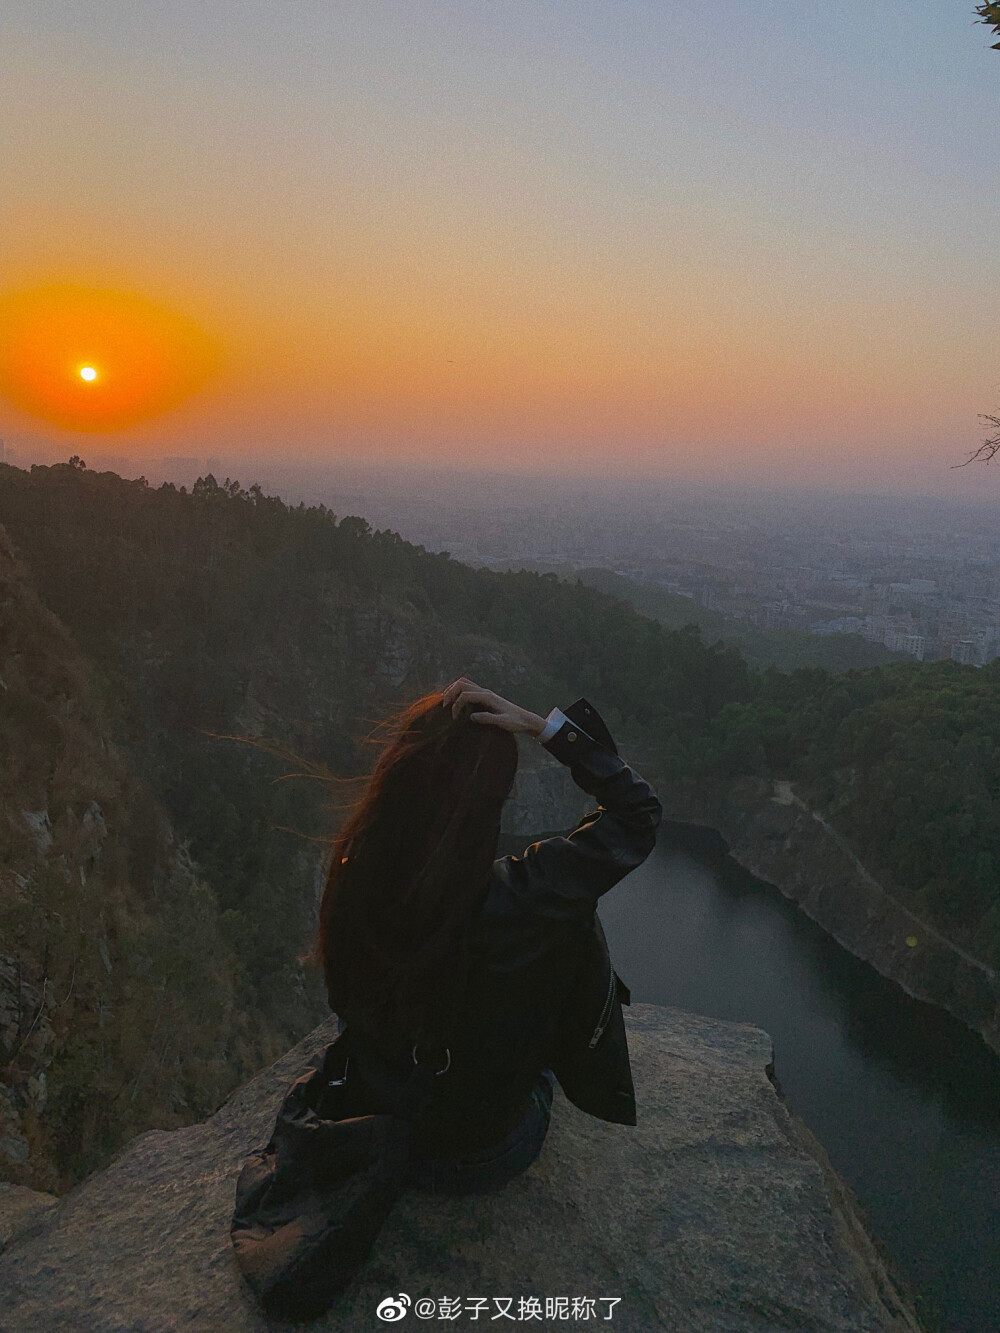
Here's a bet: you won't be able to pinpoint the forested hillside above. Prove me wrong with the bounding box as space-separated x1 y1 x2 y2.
537 564 901 673
1 460 996 1188
705 662 1000 967
0 527 241 1189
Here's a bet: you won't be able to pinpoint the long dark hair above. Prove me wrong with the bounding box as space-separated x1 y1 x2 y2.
310 689 520 1053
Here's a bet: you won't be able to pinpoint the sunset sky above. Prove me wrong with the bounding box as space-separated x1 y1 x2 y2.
1 1 998 494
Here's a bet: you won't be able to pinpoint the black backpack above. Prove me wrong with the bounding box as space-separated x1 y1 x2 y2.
230 1027 444 1322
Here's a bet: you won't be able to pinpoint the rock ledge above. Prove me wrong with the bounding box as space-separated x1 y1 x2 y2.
0 1004 921 1332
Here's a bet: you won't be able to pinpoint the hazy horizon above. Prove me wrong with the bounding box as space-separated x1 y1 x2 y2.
5 440 1000 524
1 2 998 501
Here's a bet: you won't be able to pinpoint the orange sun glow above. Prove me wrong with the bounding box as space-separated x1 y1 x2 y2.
0 284 220 431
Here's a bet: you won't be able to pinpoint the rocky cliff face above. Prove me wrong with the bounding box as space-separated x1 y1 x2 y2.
501 740 592 839
0 1003 920 1333
662 777 1000 1059
0 527 239 1191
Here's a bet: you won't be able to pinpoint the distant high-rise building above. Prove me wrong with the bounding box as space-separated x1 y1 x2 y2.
951 639 977 666
981 628 1000 664
863 615 888 642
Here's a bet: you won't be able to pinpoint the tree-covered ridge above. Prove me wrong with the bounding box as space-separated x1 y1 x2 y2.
705 660 1000 968
0 462 752 759
550 564 901 675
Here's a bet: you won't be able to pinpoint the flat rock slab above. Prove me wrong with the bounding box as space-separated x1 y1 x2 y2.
0 1004 919 1333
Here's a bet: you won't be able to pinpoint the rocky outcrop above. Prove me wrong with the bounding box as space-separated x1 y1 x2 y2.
502 739 591 838
662 777 1000 1059
0 1004 920 1332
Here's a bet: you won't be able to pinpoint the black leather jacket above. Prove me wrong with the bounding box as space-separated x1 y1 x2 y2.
343 698 663 1157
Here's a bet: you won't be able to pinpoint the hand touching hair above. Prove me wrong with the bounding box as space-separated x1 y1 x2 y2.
440 677 547 737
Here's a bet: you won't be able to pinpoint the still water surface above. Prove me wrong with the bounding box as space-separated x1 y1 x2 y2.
595 844 1000 1333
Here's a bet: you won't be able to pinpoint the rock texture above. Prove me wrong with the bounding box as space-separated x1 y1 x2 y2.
0 1184 56 1252
661 777 1000 1059
0 1004 920 1333
502 739 592 839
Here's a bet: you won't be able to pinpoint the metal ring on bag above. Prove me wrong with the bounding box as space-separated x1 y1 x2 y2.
328 1056 350 1087
411 1044 451 1075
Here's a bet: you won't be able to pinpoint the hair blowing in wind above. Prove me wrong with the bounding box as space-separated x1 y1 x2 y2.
310 690 520 1052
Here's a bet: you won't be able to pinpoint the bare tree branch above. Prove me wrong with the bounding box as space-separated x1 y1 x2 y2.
952 415 1000 468
5 976 49 1069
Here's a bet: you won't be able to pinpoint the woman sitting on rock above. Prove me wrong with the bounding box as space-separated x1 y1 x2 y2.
309 676 663 1194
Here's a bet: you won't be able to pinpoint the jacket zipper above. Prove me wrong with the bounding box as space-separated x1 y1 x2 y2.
588 965 617 1049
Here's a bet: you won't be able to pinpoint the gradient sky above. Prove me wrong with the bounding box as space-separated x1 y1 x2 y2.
1 1 998 493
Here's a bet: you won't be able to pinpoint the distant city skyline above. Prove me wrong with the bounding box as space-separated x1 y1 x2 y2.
10 444 998 668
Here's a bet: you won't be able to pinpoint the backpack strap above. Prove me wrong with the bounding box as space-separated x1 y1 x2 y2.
331 1022 451 1120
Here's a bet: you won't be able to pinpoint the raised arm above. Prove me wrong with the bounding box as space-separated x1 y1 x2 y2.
493 709 662 922
438 679 663 924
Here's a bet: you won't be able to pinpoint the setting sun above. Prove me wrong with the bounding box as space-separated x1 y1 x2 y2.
0 284 219 431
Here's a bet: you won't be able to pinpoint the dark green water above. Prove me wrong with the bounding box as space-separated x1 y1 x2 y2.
595 844 1000 1333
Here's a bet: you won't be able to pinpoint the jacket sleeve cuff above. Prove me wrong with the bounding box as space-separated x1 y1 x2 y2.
540 715 623 780
535 707 568 744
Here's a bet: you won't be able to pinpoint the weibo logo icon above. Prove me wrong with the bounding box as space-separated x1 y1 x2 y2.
376 1292 411 1321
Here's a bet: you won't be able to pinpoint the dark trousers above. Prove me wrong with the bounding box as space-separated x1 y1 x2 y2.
402 1069 556 1196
